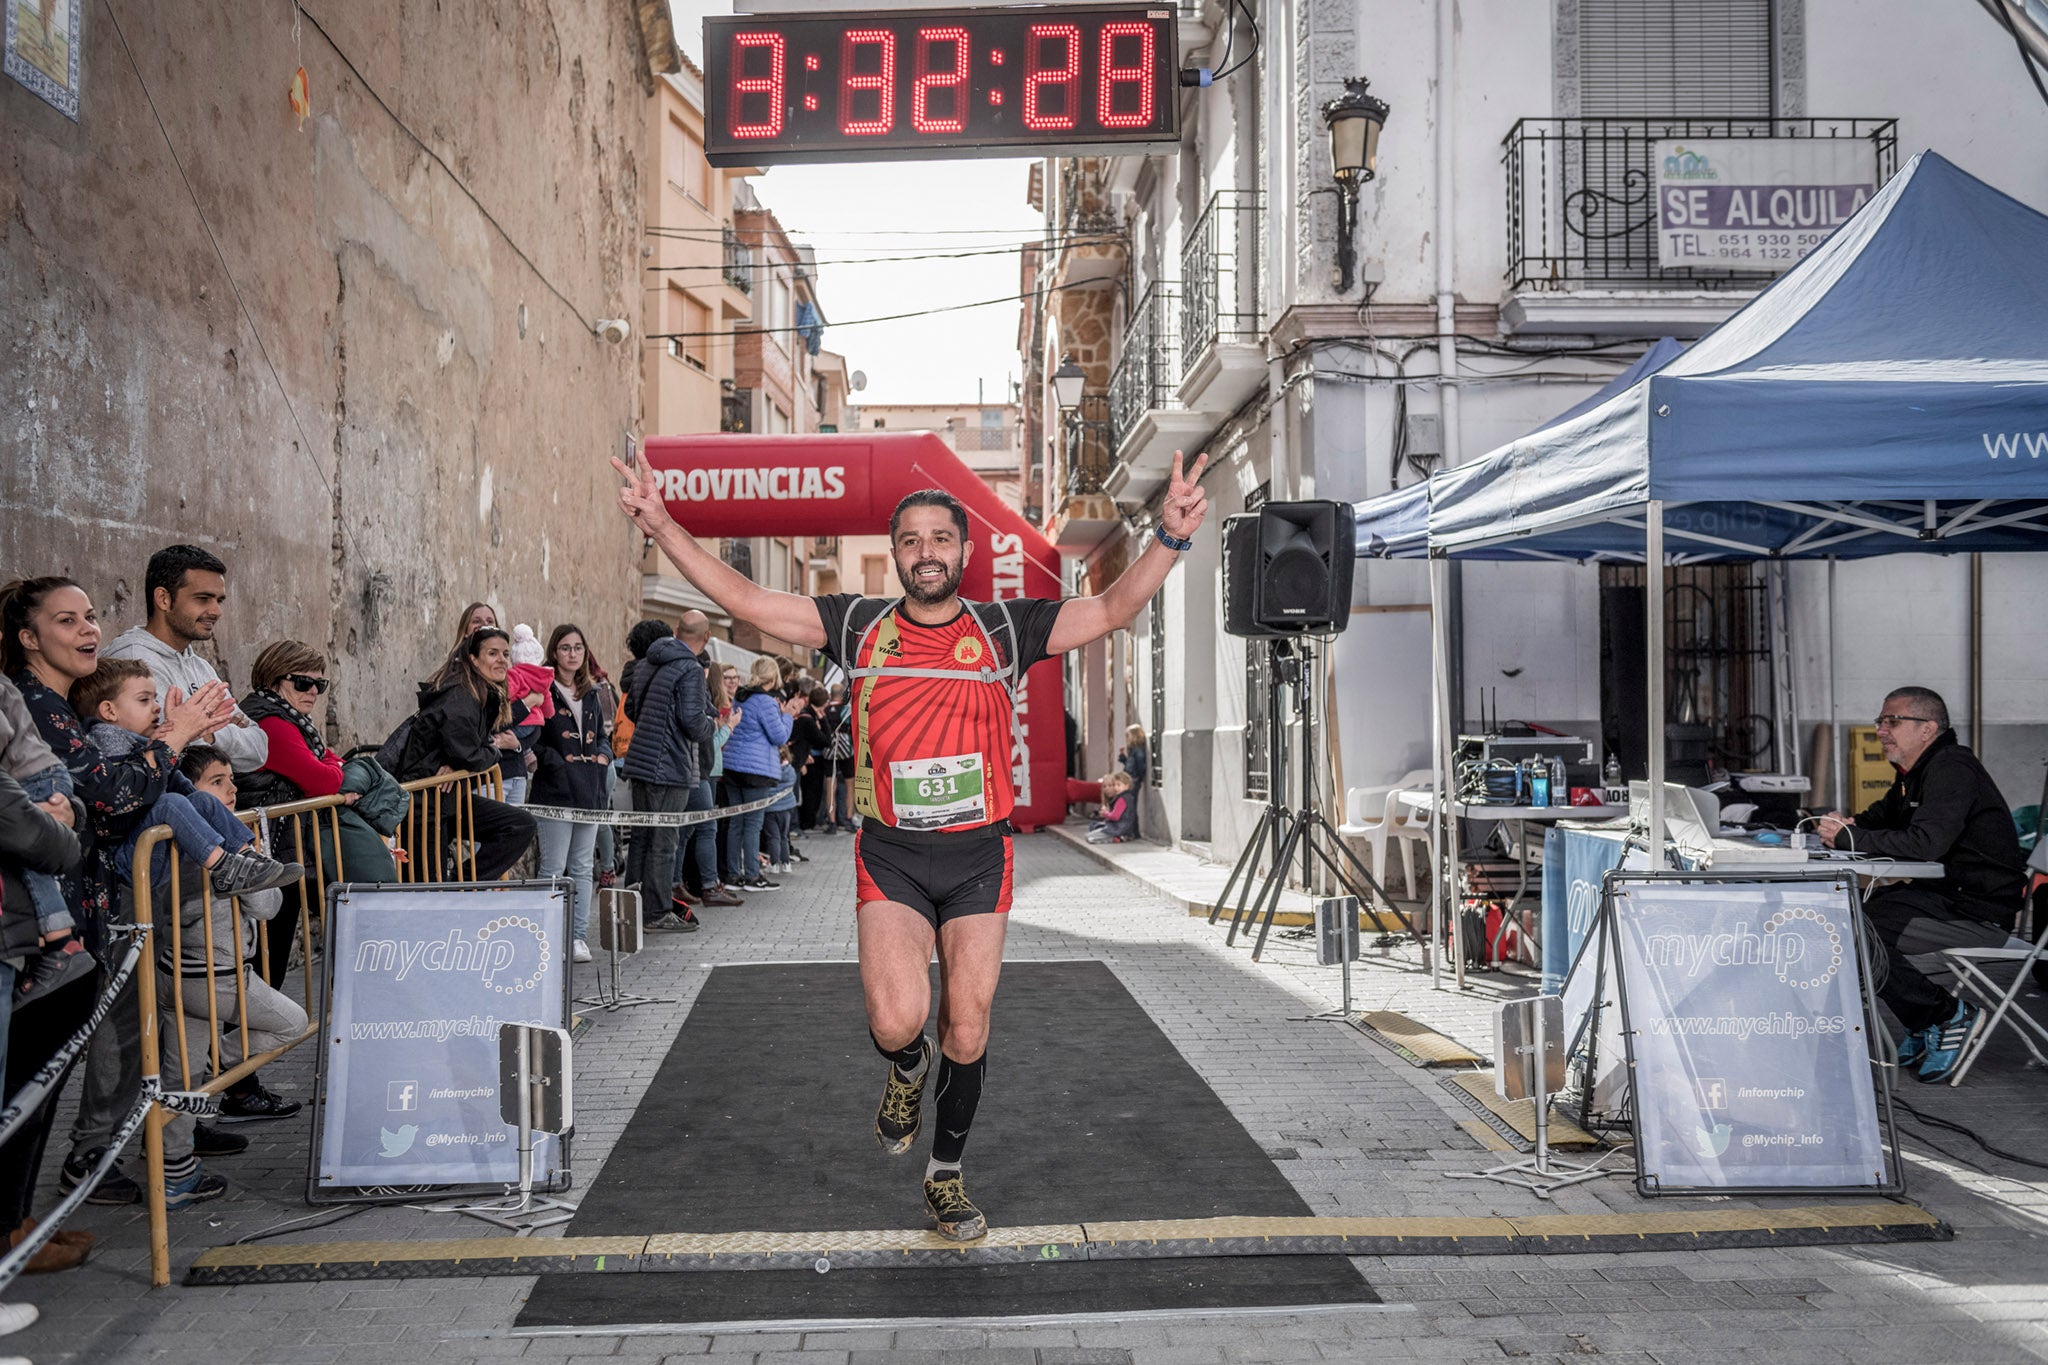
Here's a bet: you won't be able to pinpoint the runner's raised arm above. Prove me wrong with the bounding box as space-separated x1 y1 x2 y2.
612 454 827 648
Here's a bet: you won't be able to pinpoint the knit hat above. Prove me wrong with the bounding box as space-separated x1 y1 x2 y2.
509 623 544 666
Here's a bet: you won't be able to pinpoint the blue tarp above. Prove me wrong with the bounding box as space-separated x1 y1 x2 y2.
1371 152 2048 563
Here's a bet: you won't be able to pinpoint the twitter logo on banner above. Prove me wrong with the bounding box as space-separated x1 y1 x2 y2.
379 1124 419 1158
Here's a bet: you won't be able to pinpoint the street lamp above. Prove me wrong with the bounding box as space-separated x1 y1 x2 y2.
1321 77 1390 295
1051 354 1087 413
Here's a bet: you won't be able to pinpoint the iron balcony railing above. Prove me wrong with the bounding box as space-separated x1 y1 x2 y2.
946 425 1020 453
1063 394 1113 496
722 227 754 293
1109 280 1181 449
1502 117 1898 291
1180 189 1264 372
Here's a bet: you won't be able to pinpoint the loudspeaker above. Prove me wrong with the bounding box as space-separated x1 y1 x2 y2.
1222 501 1355 637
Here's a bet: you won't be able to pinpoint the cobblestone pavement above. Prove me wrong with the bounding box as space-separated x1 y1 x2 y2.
13 828 2048 1364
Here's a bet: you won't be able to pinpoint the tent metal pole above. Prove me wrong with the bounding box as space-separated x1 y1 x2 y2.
1646 501 1667 864
1430 555 1452 990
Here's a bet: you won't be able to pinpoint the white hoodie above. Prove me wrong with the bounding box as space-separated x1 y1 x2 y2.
103 624 270 773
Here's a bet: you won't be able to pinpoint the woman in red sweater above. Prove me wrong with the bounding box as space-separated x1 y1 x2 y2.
239 641 397 982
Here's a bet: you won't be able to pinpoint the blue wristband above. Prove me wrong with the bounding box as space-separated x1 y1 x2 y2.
1155 525 1193 553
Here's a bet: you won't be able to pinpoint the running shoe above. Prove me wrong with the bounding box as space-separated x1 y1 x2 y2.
572 940 592 963
58 1149 140 1206
163 1167 228 1211
192 1123 248 1157
923 1171 987 1242
209 849 305 899
1915 999 1983 1083
217 1082 302 1122
742 876 781 891
1895 1025 1932 1070
875 1035 933 1155
646 911 700 933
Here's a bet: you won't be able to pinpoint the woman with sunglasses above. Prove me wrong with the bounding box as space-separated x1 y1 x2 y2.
240 642 397 978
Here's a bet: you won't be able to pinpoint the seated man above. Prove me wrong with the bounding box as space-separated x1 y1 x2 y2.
1818 686 2025 1083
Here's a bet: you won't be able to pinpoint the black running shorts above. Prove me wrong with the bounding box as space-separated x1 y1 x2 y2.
853 819 1014 927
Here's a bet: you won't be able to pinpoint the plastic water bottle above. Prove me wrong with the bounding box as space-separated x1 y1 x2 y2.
1529 756 1550 808
1603 753 1623 803
1550 756 1568 806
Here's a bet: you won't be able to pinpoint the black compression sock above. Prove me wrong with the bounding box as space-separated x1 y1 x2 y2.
930 1051 986 1166
871 1030 928 1079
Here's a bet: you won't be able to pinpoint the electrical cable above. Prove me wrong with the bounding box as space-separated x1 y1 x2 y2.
1990 0 2048 111
1892 1094 2048 1172
641 238 1122 274
99 0 368 572
1217 0 1261 79
643 277 1102 341
230 1203 373 1246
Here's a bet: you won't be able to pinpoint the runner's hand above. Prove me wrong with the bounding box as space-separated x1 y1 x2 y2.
1160 450 1211 540
611 453 674 537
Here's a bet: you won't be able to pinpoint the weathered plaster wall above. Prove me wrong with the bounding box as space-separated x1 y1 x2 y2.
2 0 651 745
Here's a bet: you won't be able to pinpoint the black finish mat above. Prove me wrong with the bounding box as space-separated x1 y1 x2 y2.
519 960 1377 1326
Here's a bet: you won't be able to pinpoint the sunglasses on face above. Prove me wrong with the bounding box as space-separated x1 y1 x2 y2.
1873 714 1933 730
286 674 331 695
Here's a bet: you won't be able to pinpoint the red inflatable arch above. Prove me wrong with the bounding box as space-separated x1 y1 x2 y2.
643 432 1069 831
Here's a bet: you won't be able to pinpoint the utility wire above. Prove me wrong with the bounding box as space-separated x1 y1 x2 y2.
643 278 1097 342
297 3 598 330
100 0 367 570
642 239 1120 272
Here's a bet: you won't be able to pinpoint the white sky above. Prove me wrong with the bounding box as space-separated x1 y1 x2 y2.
670 0 1046 409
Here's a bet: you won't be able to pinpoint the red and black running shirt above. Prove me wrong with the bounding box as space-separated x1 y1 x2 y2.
814 594 1065 833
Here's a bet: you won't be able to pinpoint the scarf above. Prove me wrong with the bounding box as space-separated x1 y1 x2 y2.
240 688 327 759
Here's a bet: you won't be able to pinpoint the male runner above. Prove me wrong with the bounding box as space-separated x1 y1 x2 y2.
612 450 1209 1239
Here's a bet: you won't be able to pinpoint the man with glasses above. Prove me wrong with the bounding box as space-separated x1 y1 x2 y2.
1817 686 2025 1083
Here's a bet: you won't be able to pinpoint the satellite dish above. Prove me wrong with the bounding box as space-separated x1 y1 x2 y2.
850 370 868 392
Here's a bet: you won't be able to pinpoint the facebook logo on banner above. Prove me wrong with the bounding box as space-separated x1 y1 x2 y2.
387 1080 419 1112
1696 1077 1728 1113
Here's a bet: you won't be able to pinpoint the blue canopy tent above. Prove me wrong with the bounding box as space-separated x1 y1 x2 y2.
1349 151 2048 985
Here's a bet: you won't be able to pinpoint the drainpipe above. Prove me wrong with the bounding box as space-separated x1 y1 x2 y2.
1435 0 1464 736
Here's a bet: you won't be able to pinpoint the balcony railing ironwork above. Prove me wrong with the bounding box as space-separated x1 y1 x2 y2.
1063 394 1113 496
1109 280 1181 448
945 425 1020 453
1502 117 1898 291
1180 190 1264 372
722 227 754 293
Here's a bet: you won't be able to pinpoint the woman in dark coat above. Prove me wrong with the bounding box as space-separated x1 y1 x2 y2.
393 628 537 882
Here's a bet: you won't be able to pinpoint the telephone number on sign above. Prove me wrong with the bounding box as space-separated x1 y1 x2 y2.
1661 230 1828 262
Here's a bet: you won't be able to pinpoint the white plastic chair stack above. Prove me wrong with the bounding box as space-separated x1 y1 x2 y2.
1338 769 1433 905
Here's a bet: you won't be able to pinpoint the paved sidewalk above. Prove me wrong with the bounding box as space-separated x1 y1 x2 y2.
12 824 2048 1364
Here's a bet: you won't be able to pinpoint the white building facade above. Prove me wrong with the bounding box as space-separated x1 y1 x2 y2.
1031 0 2048 860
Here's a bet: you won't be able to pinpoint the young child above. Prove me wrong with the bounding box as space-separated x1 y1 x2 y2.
0 676 97 1005
1087 771 1139 844
73 659 301 897
764 743 799 876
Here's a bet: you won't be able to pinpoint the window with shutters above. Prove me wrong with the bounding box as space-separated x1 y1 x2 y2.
1577 0 1775 117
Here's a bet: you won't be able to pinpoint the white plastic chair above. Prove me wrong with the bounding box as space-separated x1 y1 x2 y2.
1939 893 2048 1087
1338 769 1433 902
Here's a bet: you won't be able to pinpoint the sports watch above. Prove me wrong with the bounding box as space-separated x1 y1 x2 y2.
1154 525 1194 553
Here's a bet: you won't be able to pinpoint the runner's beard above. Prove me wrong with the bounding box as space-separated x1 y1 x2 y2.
898 556 963 605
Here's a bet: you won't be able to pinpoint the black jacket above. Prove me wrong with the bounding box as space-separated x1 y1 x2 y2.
789 709 829 770
621 638 712 788
0 769 84 959
396 679 518 781
530 682 613 809
1854 729 2025 924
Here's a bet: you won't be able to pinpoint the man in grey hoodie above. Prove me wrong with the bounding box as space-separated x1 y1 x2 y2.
104 545 268 775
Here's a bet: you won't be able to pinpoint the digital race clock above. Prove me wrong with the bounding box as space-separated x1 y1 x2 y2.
704 5 1181 166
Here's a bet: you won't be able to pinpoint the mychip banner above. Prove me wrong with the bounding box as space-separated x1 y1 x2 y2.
1655 139 1879 271
1541 828 1628 993
1611 878 1893 1192
312 882 571 1198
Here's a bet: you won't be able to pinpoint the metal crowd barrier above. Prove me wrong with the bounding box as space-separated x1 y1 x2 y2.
128 767 504 1287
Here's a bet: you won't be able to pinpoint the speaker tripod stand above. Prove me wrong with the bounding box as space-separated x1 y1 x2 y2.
1209 637 1414 964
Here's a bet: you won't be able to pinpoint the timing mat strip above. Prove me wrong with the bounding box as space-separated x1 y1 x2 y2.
1354 1011 1489 1068
186 1203 1948 1285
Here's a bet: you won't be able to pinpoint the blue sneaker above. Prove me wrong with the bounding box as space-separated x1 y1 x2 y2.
1895 1025 1932 1070
1915 1000 1983 1084
163 1166 228 1210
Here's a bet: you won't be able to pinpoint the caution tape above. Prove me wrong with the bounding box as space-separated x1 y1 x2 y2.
0 925 145 1148
517 790 782 828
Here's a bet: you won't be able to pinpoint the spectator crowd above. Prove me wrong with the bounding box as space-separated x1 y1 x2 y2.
0 545 856 1330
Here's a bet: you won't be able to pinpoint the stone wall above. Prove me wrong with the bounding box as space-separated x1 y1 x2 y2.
1 0 659 746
